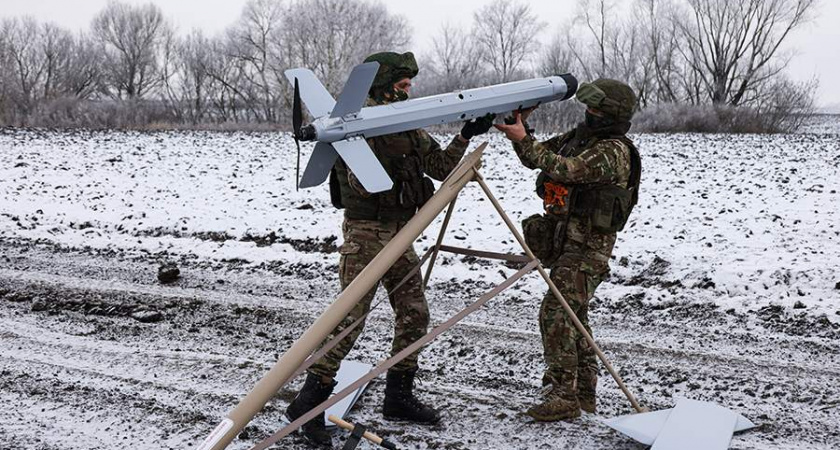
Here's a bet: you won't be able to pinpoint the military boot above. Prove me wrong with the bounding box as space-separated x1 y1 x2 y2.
285 373 336 448
383 369 441 423
577 367 598 414
527 374 581 422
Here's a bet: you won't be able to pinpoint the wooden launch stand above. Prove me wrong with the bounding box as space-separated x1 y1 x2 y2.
200 143 646 450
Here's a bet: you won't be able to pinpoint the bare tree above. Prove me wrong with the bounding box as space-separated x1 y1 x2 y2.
160 29 229 124
572 0 615 78
541 0 653 109
473 0 545 83
92 1 170 99
753 76 817 132
0 0 819 132
534 35 586 131
540 33 577 78
423 23 485 94
0 18 102 125
676 0 817 106
561 0 651 84
605 20 653 106
1 18 45 119
636 0 683 103
172 30 215 123
204 35 257 122
56 33 102 99
38 23 76 101
0 27 8 122
225 0 286 122
279 0 411 96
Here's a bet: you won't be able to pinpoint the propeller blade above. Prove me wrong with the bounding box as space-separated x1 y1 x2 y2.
293 77 303 136
293 78 302 191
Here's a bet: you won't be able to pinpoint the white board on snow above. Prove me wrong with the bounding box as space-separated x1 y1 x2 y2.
325 360 372 427
603 401 755 446
650 398 738 450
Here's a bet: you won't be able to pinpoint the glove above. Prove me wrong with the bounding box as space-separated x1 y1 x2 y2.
460 113 496 140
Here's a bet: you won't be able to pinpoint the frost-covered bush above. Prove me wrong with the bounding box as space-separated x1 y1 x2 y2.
22 98 177 129
634 78 816 134
633 103 810 134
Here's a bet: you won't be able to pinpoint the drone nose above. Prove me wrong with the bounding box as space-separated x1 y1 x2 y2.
557 73 579 100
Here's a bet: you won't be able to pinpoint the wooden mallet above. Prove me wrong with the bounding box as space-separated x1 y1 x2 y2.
328 415 398 450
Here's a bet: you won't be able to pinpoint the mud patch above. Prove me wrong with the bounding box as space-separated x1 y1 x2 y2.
755 305 840 339
276 235 338 253
610 255 684 289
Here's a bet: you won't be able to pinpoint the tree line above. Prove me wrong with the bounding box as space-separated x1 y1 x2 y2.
0 0 818 132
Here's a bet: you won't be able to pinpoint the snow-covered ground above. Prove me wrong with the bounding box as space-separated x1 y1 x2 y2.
2 127 838 317
1 122 839 449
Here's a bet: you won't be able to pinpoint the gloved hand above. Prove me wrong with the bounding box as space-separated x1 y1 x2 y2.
460 113 496 140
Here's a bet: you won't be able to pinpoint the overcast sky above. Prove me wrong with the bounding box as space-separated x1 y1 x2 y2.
3 0 839 107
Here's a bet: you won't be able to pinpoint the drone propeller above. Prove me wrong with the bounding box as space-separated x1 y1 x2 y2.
292 77 303 191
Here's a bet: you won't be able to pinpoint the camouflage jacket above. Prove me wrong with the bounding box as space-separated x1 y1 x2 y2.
513 133 633 188
512 127 636 274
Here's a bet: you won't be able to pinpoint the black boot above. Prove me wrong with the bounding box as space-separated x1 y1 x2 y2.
285 373 336 448
383 369 441 424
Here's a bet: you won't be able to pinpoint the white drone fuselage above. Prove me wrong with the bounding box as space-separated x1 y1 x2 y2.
285 62 577 193
311 76 574 143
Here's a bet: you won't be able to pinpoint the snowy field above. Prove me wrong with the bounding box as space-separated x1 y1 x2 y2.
0 121 839 449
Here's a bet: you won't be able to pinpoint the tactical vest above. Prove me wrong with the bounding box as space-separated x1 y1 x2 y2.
331 130 434 222
536 132 641 234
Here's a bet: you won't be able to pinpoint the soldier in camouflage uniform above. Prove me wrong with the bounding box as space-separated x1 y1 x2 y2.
285 51 495 447
495 79 641 421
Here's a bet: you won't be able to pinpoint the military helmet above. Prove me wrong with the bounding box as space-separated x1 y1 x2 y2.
576 79 637 121
364 52 419 91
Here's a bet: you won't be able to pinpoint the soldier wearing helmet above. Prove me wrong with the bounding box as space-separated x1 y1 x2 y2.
285 51 495 447
496 79 642 422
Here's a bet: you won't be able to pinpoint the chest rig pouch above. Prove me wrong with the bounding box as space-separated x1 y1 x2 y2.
523 133 577 263
572 137 641 234
576 183 632 233
534 135 641 235
392 152 434 209
524 132 640 263
522 213 563 265
525 175 577 265
378 131 434 210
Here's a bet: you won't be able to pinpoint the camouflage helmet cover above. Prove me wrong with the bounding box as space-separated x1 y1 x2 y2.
363 51 419 91
576 79 637 121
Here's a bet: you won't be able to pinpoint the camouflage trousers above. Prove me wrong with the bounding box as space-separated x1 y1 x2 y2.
540 253 606 395
308 219 429 380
